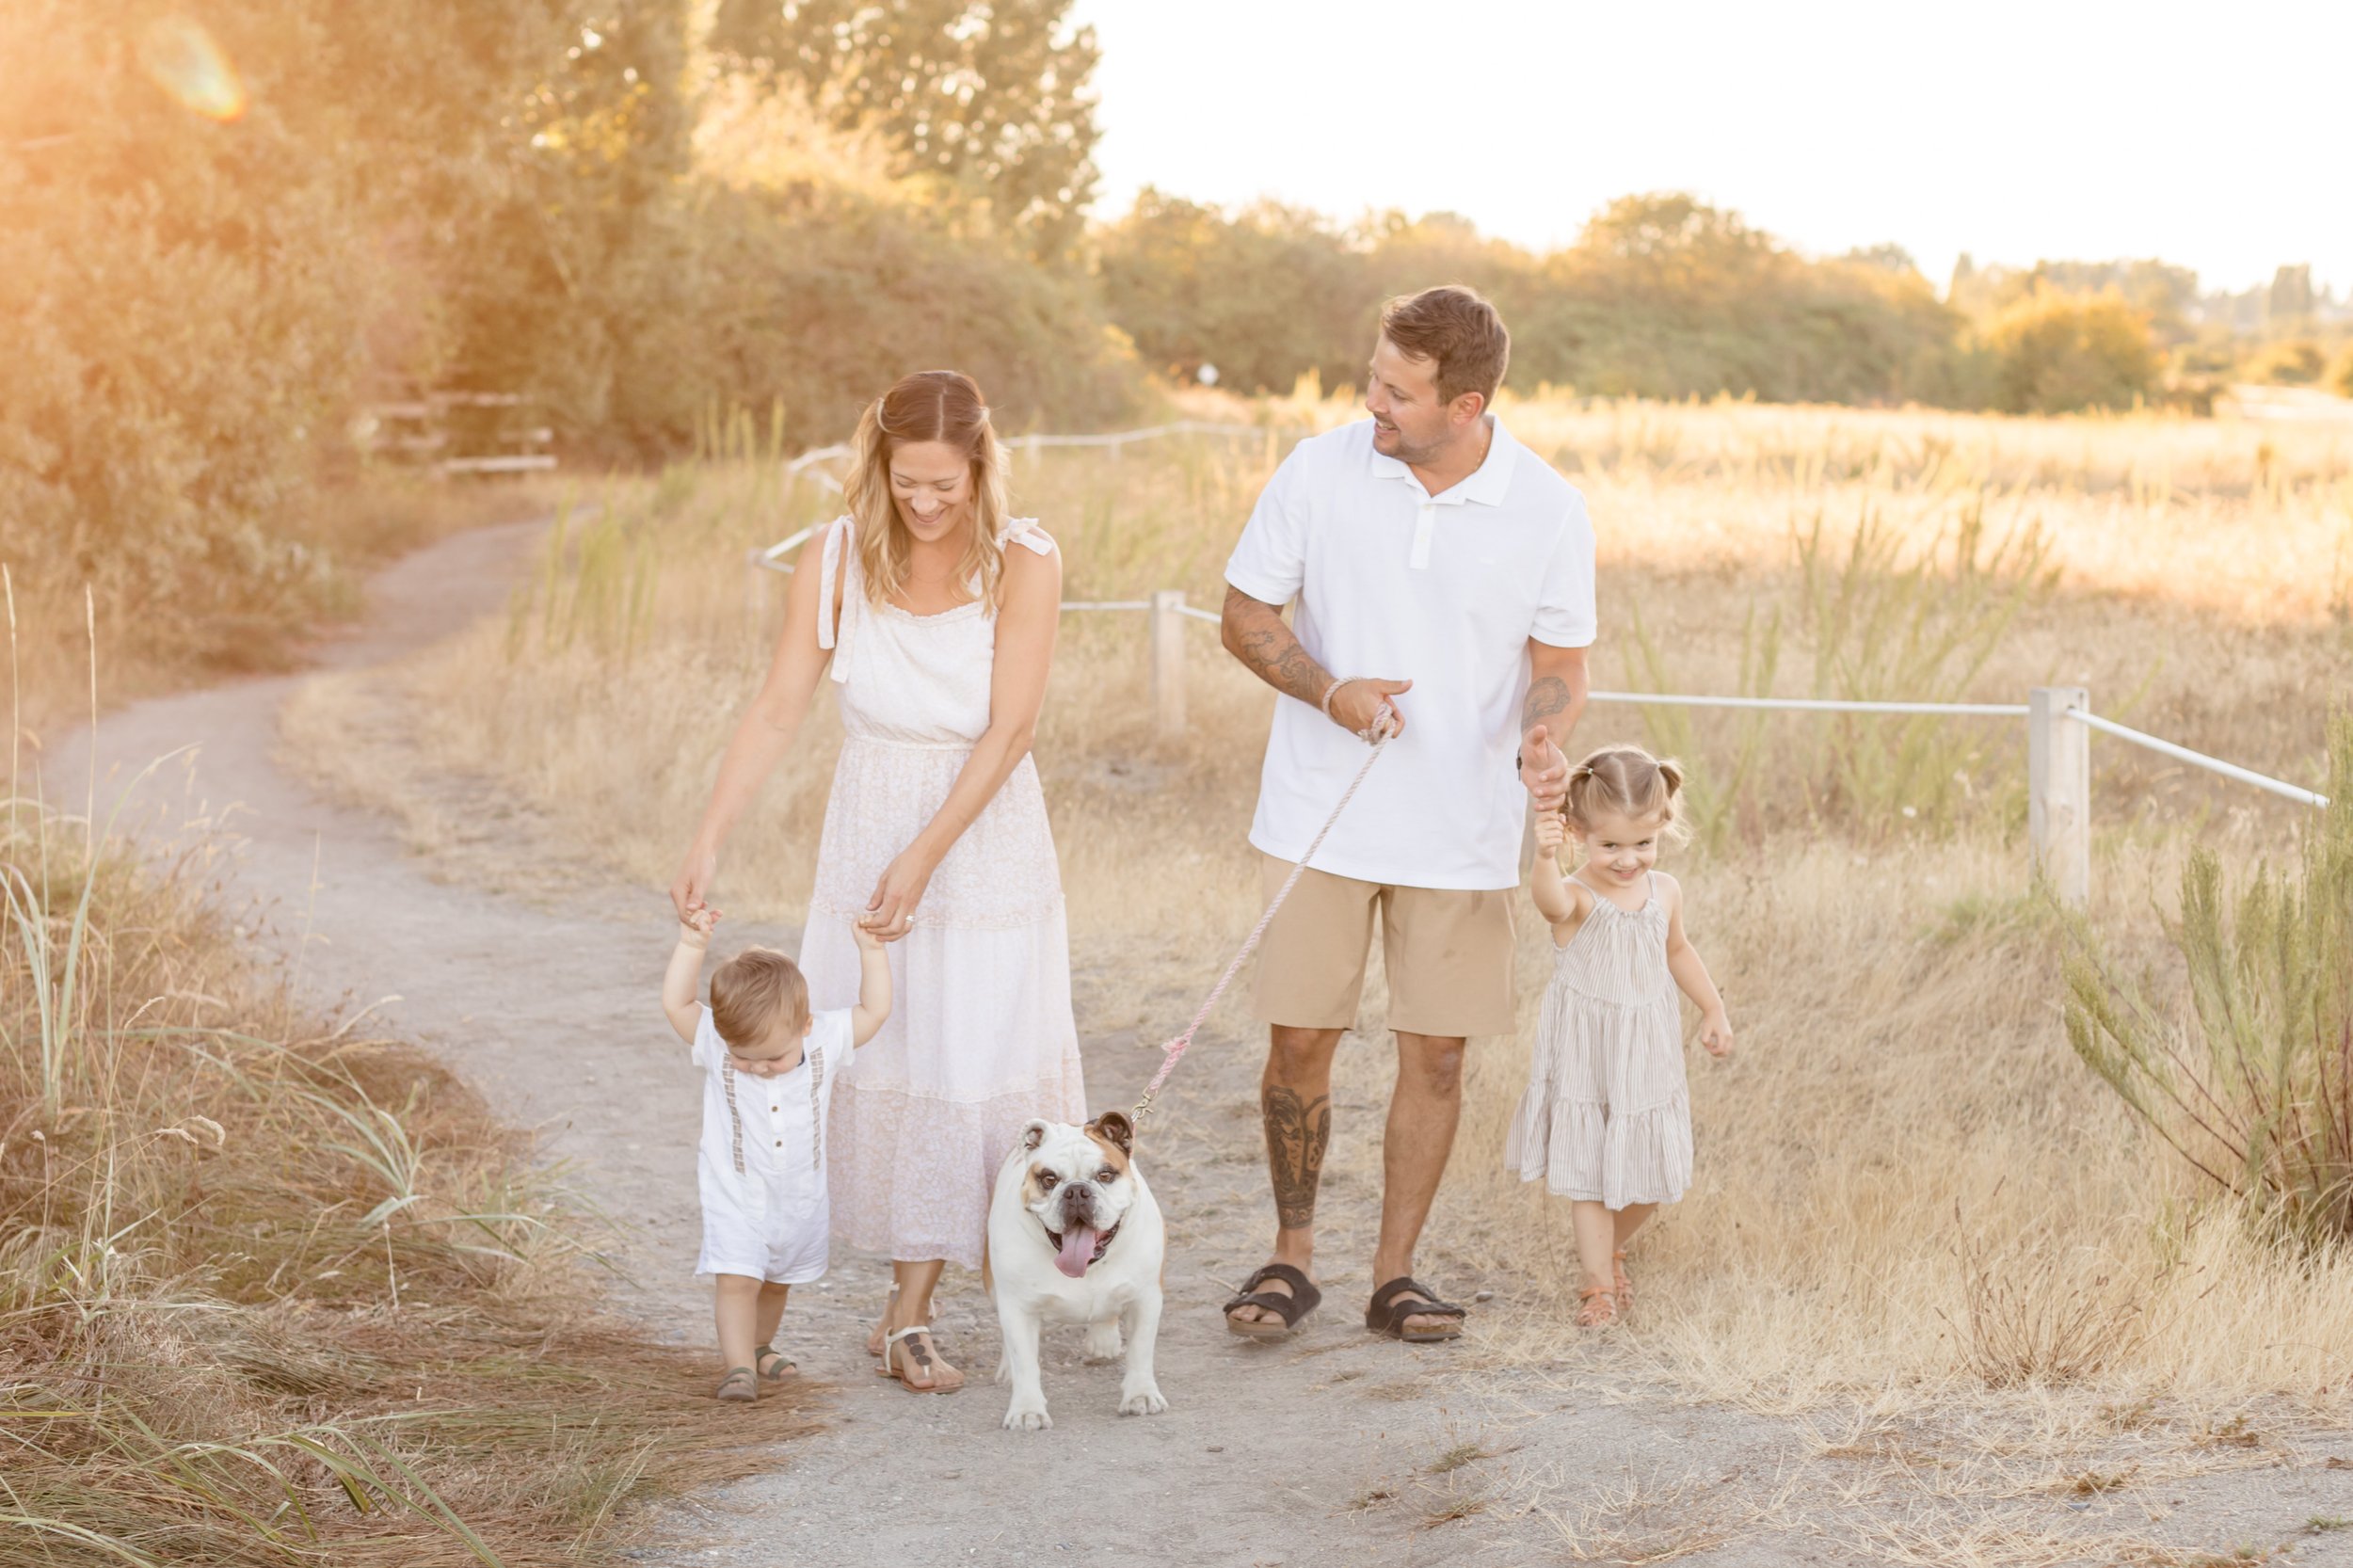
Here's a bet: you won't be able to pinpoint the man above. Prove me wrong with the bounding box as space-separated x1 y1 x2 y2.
1218 285 1591 1342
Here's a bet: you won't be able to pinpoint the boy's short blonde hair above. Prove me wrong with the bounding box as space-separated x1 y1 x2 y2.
708 948 808 1053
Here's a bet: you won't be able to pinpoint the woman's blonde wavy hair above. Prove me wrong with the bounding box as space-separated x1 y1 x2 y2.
843 370 1014 614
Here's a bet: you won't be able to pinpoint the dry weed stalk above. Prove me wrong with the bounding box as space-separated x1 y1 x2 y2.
1942 1195 2163 1390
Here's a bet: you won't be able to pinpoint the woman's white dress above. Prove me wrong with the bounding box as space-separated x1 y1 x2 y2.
795 513 1086 1269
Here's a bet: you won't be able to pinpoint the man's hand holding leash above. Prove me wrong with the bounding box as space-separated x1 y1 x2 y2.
1321 674 1408 743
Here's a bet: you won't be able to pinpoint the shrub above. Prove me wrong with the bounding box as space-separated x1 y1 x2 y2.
2066 714 2353 1250
2249 339 2327 386
1981 286 2160 413
0 0 583 677
2328 343 2353 399
1096 190 1379 395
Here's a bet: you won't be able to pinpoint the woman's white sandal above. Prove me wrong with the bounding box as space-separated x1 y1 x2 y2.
877 1324 964 1394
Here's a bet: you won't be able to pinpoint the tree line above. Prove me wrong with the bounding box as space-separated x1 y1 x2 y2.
2 0 2336 677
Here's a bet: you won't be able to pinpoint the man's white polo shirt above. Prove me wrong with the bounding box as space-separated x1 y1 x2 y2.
1225 416 1595 891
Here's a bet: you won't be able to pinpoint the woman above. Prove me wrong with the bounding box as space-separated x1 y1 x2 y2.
670 370 1084 1394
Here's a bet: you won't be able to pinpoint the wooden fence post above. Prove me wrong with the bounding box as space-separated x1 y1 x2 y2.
1149 589 1187 744
2028 686 2090 906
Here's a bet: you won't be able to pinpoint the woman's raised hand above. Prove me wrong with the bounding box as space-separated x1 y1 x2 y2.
864 846 936 942
670 842 720 924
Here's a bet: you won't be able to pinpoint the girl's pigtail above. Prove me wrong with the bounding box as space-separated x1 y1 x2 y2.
1562 760 1598 825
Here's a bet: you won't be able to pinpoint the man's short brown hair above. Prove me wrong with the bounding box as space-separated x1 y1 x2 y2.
708 947 809 1053
1379 285 1511 409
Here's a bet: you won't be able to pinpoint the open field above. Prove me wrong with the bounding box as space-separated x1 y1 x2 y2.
274 392 2353 1554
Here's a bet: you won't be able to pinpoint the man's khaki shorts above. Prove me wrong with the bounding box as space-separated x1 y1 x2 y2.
1250 854 1517 1038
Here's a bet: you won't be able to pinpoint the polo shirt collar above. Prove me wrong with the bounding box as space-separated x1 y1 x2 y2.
1367 415 1520 505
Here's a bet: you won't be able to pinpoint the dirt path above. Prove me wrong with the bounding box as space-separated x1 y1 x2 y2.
54 522 2353 1568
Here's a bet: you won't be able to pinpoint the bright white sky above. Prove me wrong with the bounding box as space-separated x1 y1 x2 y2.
1068 0 2349 298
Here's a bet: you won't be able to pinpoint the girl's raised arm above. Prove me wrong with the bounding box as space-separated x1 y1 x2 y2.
1529 811 1587 932
670 526 840 920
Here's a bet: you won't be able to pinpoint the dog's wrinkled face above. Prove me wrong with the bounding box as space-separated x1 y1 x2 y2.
1017 1112 1140 1279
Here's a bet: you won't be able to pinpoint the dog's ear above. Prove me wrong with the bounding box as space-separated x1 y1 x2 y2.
1088 1111 1133 1155
1021 1119 1051 1152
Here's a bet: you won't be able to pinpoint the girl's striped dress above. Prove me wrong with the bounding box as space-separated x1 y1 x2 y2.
1504 872 1693 1208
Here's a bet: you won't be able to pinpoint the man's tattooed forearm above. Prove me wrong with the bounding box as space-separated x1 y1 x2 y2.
1522 674 1571 732
1262 1085 1331 1231
1225 587 1331 704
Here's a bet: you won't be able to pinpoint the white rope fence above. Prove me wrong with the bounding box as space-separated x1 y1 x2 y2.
738 421 2330 906
2068 708 2329 809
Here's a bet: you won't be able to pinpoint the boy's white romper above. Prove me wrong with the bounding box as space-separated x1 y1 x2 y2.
692 1003 849 1284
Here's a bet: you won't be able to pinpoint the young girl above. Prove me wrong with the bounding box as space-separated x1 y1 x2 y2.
1504 744 1733 1328
662 911 891 1400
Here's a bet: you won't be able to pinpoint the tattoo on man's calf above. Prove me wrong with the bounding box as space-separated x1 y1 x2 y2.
1263 1086 1332 1231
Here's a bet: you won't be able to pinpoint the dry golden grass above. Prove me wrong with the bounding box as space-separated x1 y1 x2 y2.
0 796 819 1566
281 394 2353 1421
7 471 563 744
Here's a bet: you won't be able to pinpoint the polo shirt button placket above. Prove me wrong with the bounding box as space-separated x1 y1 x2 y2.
1411 500 1437 569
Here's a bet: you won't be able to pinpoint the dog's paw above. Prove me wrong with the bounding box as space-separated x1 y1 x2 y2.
1002 1401 1052 1432
1117 1384 1168 1417
1082 1325 1124 1363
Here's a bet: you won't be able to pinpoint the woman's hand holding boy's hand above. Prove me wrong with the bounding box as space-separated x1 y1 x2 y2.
670 842 721 925
850 917 886 952
864 846 936 941
1699 1011 1735 1059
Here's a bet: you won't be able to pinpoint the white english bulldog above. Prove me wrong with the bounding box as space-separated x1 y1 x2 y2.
985 1110 1167 1431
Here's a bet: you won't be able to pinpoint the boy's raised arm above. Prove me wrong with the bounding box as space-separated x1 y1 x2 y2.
662 916 713 1045
849 919 894 1047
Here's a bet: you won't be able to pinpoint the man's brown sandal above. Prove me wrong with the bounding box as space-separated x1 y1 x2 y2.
878 1325 964 1394
714 1365 759 1401
1577 1285 1618 1328
1222 1263 1321 1339
1365 1276 1466 1343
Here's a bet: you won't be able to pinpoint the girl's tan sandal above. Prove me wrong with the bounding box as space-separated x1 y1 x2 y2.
1576 1285 1618 1328
1612 1249 1634 1314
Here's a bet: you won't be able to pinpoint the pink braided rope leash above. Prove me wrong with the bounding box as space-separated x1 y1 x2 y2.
1131 712 1393 1126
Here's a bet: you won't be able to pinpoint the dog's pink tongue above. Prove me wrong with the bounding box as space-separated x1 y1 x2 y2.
1053 1225 1096 1279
